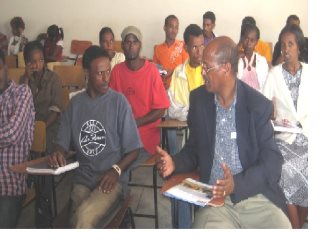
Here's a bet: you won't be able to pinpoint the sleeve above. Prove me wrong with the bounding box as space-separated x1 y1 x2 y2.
151 65 170 109
0 85 35 148
262 69 276 101
118 96 143 155
49 74 63 113
232 100 284 201
257 54 269 89
54 99 73 151
167 69 188 121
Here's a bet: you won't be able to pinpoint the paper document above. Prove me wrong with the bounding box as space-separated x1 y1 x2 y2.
26 160 79 175
163 178 224 207
271 120 302 134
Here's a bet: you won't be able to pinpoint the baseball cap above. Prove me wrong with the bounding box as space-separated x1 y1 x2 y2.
121 26 142 42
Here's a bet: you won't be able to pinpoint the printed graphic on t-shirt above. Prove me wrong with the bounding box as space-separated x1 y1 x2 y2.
79 120 106 156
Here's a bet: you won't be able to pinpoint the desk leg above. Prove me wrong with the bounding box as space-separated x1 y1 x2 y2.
34 175 54 228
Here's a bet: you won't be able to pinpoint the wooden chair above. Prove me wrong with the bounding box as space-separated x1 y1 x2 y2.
47 61 62 71
129 154 160 228
53 65 85 92
5 55 17 68
114 40 123 53
17 51 25 68
7 68 25 83
62 87 70 111
68 40 92 65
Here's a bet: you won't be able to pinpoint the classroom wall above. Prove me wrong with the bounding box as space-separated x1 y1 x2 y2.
0 0 308 59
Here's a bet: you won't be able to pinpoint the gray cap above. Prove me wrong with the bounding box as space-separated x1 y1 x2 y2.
121 26 142 42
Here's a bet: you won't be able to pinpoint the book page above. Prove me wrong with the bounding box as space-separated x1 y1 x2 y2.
271 120 303 134
26 160 79 175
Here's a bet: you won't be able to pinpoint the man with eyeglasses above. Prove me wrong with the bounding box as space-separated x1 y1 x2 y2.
48 46 142 228
157 36 291 228
110 26 170 165
166 24 204 228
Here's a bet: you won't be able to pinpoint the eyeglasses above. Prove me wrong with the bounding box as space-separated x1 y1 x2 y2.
201 64 219 74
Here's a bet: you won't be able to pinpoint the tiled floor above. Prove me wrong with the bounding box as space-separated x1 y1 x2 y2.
17 165 172 229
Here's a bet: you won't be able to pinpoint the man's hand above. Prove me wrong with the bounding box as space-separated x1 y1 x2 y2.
156 146 175 178
48 151 66 168
99 169 119 194
212 163 234 199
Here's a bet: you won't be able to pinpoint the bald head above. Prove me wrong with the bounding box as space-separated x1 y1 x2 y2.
203 36 239 76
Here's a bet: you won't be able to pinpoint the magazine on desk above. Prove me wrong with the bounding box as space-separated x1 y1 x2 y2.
26 160 79 175
271 120 302 134
163 178 223 207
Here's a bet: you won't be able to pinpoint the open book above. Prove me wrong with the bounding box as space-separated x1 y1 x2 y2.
26 160 79 175
271 120 302 134
163 178 224 207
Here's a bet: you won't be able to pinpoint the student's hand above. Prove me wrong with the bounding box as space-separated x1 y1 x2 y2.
212 163 234 199
48 151 66 168
156 146 175 178
99 169 119 194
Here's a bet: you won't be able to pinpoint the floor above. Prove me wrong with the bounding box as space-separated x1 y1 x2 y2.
17 165 172 229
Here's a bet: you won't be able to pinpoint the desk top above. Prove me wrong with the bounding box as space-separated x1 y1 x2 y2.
9 156 48 174
158 119 188 129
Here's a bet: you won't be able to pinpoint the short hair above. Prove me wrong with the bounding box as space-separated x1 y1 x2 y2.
183 24 203 45
99 27 114 43
0 49 5 64
47 24 64 41
23 40 44 64
203 11 216 23
240 23 260 41
214 39 239 75
10 16 25 30
241 16 256 27
279 24 306 56
164 15 178 26
286 15 300 25
82 45 109 70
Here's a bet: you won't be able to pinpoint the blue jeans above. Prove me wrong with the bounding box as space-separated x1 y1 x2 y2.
0 195 25 228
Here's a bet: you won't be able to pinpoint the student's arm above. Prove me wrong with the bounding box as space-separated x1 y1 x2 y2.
99 149 140 193
135 108 166 127
46 45 63 62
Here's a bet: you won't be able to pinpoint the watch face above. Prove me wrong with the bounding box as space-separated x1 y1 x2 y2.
79 120 106 156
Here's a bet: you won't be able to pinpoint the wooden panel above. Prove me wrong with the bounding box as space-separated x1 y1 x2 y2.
5 55 17 68
7 67 25 83
32 121 46 153
114 40 123 53
70 40 92 55
53 65 85 91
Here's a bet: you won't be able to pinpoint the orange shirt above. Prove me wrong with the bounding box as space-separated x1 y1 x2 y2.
239 39 272 63
153 40 189 87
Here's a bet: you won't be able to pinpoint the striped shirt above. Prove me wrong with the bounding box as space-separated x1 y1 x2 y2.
0 80 35 196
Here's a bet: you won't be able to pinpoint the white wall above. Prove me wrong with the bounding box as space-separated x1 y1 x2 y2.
0 0 307 59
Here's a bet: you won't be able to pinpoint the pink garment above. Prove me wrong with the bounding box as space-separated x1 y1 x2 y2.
241 54 260 91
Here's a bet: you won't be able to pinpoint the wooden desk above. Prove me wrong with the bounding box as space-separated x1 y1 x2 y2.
158 119 188 154
10 156 48 174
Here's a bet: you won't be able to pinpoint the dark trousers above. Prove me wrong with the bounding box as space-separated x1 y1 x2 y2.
0 195 25 228
171 199 193 228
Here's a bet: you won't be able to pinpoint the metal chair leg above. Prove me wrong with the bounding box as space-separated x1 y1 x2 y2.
153 165 159 228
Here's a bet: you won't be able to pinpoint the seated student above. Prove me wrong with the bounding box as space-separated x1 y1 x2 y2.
19 40 63 154
272 15 308 66
7 16 28 56
263 24 308 228
153 15 189 89
167 24 204 229
202 11 217 46
237 24 268 92
44 24 64 62
99 27 125 69
0 49 35 229
238 16 272 67
48 46 142 228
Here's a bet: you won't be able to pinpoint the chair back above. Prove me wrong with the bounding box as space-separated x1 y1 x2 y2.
53 65 85 92
7 68 25 83
62 87 70 111
17 51 25 68
31 121 46 153
69 40 92 65
47 61 63 71
5 55 17 68
114 40 123 53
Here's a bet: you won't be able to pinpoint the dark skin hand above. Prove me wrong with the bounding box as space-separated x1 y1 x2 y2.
136 109 165 127
212 163 235 199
